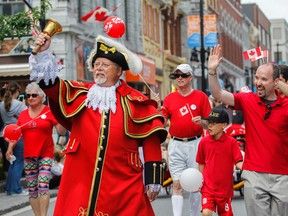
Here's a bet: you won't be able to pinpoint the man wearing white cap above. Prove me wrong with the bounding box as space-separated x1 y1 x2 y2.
29 33 167 216
162 64 211 216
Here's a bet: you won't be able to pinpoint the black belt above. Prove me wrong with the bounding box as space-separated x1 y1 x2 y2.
172 135 201 142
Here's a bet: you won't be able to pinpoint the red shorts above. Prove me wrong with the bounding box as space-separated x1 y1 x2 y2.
201 192 233 216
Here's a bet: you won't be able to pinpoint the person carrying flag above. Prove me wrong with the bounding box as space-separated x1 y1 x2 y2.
162 64 211 216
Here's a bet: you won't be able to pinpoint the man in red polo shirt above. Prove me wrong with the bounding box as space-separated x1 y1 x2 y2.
207 45 288 216
162 64 211 216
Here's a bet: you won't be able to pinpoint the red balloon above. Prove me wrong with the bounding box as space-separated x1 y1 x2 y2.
3 124 22 143
104 16 126 38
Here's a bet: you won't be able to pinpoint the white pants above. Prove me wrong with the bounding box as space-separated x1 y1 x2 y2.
168 137 202 216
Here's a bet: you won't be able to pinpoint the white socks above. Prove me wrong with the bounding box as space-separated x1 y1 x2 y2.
189 192 202 216
172 195 183 216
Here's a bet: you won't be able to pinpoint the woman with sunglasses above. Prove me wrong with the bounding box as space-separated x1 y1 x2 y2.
7 82 66 216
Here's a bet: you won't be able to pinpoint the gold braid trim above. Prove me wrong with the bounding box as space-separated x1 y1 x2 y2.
58 80 88 118
124 95 163 123
121 96 166 139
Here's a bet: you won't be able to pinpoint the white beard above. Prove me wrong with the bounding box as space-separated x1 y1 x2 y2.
85 81 121 114
94 76 107 85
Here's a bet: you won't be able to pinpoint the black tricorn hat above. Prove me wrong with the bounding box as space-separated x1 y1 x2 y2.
87 35 142 75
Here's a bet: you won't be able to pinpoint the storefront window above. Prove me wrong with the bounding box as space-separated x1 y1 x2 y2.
0 0 24 16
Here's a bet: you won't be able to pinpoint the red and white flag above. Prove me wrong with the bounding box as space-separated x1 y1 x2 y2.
28 10 40 37
243 47 262 61
81 4 121 22
251 50 268 62
81 6 110 22
179 105 188 116
240 86 251 93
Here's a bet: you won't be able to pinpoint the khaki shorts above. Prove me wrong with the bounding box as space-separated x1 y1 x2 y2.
242 170 288 216
168 137 201 181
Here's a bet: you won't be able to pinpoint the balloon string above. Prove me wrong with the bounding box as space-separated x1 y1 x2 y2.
15 110 51 131
138 73 155 94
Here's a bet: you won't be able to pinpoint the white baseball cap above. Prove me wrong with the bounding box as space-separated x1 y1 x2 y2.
169 64 193 79
173 64 193 75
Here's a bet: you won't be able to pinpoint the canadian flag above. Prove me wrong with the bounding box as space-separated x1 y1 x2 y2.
251 50 268 62
179 105 189 116
28 10 40 37
81 6 110 22
243 47 262 61
240 86 251 93
81 4 121 22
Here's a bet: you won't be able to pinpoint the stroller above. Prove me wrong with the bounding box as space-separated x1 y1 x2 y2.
226 124 245 196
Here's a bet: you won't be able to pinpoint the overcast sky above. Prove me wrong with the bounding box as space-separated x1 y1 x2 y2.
241 0 288 23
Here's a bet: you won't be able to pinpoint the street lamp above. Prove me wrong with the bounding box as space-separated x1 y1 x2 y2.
276 40 288 64
199 0 206 93
245 67 254 91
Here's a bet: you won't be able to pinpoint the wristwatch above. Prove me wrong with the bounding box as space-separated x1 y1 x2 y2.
208 71 216 76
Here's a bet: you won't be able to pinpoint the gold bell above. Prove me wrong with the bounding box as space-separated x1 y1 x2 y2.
32 18 62 55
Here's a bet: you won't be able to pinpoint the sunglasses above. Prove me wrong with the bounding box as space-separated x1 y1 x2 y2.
263 104 272 120
26 93 39 98
171 73 191 79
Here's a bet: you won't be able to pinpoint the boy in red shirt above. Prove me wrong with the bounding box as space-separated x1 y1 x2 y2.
196 107 243 216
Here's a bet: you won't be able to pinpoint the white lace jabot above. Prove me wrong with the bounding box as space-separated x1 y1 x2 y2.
85 81 121 114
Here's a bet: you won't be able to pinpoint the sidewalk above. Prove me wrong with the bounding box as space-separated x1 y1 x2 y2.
0 179 58 215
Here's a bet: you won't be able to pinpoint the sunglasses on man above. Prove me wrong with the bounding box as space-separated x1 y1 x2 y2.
263 104 272 120
169 73 191 79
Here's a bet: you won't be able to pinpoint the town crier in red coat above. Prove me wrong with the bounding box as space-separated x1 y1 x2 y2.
29 34 167 216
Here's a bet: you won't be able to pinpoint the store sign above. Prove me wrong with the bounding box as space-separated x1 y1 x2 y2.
125 55 156 85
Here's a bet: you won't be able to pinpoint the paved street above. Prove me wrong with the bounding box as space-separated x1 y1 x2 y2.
1 188 247 216
152 189 246 216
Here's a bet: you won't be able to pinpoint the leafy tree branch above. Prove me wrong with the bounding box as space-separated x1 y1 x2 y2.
0 0 51 44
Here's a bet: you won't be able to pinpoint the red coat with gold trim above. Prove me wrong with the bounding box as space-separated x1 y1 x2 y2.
41 79 167 216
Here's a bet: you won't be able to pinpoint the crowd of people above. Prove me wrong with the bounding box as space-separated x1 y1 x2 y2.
0 32 288 216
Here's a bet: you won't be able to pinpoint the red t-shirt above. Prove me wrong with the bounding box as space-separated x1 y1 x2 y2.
196 133 243 198
162 90 211 137
18 106 58 158
233 92 288 174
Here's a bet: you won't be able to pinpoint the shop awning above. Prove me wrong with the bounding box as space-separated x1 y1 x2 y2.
126 55 156 85
0 64 30 77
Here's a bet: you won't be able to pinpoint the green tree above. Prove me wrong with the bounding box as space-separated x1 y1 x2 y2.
0 0 52 44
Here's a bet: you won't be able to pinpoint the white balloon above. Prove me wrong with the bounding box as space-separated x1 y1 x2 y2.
180 168 203 192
